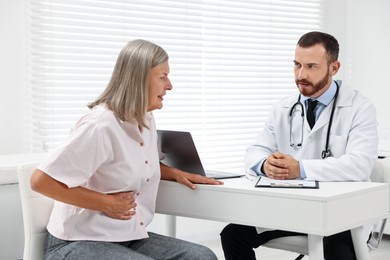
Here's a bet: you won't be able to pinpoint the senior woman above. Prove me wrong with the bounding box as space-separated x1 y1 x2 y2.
31 39 222 260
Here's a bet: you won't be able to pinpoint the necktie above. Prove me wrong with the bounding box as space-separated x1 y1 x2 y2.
306 99 318 129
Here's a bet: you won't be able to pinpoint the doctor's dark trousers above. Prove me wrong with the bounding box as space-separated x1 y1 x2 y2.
220 224 356 260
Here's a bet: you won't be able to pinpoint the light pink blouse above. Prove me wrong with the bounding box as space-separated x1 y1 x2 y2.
38 106 161 242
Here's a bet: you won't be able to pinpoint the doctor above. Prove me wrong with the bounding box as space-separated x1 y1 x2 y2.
220 31 378 260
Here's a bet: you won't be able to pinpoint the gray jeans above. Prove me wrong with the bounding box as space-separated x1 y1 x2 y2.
45 232 217 260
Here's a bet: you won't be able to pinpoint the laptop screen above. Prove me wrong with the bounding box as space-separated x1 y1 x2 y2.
157 130 206 175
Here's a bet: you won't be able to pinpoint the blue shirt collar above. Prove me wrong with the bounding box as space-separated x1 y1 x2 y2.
301 80 337 106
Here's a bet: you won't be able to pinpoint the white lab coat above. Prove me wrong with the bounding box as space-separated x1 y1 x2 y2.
245 80 378 181
246 80 379 237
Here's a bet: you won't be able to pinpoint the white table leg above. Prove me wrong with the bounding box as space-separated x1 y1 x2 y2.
166 215 177 237
308 234 324 260
351 226 370 260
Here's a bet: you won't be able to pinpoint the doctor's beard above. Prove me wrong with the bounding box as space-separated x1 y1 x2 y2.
296 69 331 97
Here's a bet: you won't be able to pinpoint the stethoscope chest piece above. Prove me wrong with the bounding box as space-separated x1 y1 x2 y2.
321 149 331 159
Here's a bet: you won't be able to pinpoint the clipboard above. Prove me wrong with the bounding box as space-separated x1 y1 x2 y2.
255 176 319 189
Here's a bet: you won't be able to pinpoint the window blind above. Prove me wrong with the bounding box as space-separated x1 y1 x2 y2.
26 0 323 172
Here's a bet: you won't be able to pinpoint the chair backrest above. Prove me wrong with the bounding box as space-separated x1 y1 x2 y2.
367 158 390 249
371 158 390 205
18 164 54 260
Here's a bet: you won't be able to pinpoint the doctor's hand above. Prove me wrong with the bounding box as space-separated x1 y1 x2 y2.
263 152 300 180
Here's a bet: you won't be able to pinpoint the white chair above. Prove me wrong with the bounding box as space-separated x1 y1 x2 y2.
261 158 390 259
18 164 54 260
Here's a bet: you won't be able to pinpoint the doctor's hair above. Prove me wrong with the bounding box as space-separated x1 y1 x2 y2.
88 39 169 128
297 31 339 64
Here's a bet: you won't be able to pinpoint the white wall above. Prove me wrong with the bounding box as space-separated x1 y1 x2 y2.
0 0 27 154
345 0 390 154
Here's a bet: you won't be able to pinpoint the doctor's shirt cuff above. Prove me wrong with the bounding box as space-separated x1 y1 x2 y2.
299 160 307 179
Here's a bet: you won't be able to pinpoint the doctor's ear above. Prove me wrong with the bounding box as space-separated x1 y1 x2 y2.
329 61 340 76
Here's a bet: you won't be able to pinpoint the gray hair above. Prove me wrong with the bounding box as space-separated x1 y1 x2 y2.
88 39 169 127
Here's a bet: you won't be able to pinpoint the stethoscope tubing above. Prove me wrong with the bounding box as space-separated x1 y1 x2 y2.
289 81 340 159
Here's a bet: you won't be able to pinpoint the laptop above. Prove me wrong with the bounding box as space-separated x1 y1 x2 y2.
157 130 245 179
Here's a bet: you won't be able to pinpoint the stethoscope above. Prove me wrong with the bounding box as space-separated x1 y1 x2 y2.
289 81 340 159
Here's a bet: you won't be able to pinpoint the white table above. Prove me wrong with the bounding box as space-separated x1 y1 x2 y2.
156 177 389 260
